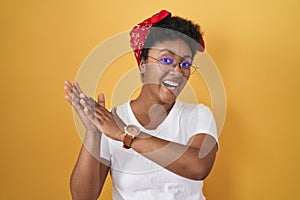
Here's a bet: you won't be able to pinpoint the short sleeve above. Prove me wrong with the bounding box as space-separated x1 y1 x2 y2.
186 104 218 144
100 133 111 161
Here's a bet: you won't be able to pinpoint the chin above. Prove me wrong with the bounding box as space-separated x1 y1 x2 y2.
161 95 177 104
159 86 179 104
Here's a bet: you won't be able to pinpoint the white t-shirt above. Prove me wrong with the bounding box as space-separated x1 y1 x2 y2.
100 100 218 200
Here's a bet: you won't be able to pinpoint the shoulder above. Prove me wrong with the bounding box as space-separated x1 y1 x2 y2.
176 100 212 116
177 101 218 142
176 101 215 127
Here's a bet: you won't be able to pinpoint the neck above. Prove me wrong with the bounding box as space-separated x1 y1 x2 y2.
130 87 175 129
133 87 175 113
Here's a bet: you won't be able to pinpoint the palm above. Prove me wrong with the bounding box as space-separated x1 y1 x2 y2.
64 81 100 133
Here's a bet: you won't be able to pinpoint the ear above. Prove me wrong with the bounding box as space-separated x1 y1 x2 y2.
139 59 146 73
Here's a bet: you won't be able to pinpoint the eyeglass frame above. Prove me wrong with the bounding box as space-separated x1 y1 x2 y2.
147 54 199 76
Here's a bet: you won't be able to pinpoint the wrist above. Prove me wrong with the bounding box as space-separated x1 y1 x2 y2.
116 130 125 142
83 130 101 150
85 130 101 141
122 125 141 149
86 129 101 135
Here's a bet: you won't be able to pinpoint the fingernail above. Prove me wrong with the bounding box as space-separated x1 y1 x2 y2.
80 99 85 104
80 93 85 98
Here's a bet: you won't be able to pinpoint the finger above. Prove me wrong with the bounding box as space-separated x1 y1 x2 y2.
95 104 109 118
64 81 73 92
88 96 97 104
72 95 83 109
87 96 98 110
80 93 96 110
80 98 102 123
65 80 73 88
78 90 93 104
94 106 106 120
64 95 72 104
83 107 101 129
73 82 85 98
64 88 88 119
79 93 90 102
94 110 102 120
74 81 84 95
111 107 126 131
64 86 73 96
97 93 105 107
64 82 73 96
79 98 88 107
72 85 80 96
71 93 84 110
79 98 95 112
83 107 96 120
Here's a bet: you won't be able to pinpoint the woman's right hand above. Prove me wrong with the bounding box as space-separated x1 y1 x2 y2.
64 80 104 134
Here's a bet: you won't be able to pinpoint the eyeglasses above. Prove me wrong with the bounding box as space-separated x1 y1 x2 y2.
148 55 198 75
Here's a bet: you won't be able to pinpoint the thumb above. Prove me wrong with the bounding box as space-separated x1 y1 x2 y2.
97 93 105 107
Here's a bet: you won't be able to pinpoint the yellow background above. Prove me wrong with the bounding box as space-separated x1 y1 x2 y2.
1 0 300 199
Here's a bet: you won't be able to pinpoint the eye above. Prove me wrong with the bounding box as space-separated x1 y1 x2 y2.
159 57 175 65
180 60 192 69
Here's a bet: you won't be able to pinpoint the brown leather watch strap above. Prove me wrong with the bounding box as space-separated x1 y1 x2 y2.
123 134 134 149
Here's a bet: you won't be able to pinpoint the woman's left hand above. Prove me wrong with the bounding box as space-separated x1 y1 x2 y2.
79 92 126 141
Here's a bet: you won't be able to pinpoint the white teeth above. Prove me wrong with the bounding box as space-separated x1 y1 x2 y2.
163 80 178 87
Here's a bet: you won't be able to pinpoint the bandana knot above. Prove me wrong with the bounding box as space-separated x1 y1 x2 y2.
130 10 205 65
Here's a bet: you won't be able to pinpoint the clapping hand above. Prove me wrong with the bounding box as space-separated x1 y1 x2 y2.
64 81 126 141
64 81 101 133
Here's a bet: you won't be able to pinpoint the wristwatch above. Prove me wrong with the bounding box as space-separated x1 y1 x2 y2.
123 125 141 149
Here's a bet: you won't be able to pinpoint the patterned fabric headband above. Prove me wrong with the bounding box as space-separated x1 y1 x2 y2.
129 10 205 65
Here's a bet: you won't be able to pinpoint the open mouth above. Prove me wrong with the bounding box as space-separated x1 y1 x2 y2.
162 80 179 91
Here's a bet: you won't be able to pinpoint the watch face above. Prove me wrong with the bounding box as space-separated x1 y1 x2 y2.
125 125 141 136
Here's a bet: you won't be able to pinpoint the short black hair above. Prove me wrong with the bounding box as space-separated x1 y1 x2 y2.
141 16 203 62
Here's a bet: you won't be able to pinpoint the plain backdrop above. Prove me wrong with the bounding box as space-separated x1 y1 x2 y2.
1 0 300 199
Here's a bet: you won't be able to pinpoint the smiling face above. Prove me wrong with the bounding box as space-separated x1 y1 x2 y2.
140 38 192 105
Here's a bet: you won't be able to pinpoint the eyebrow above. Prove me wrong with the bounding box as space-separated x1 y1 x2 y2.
158 48 192 59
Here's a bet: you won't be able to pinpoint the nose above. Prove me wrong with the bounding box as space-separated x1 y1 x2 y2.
171 63 184 75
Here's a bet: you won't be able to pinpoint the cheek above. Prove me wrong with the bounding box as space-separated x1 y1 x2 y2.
143 65 166 84
176 78 188 93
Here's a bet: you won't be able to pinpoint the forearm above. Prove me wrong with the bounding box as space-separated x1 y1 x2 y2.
131 132 217 180
70 131 103 200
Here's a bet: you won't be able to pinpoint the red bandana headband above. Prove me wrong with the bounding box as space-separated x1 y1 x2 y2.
130 10 205 65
